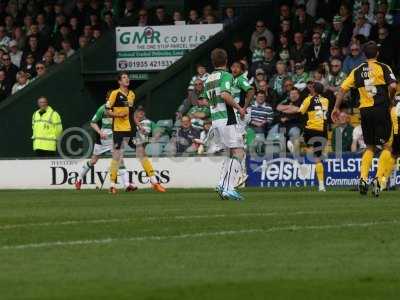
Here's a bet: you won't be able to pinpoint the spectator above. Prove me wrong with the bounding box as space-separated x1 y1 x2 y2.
55 51 67 64
61 40 75 57
187 98 211 130
279 19 292 41
291 61 310 91
36 13 51 41
0 26 11 48
204 14 216 24
228 36 250 64
2 53 18 95
351 124 366 152
292 4 314 40
8 40 22 68
177 78 204 119
305 32 329 71
32 96 63 156
250 20 274 52
272 88 303 153
0 70 7 101
326 59 347 95
43 50 55 67
187 9 199 24
137 9 150 27
270 61 290 98
92 26 102 41
249 90 274 134
276 33 290 65
21 53 36 78
251 68 267 90
223 7 238 27
83 25 95 43
12 27 26 50
252 36 268 64
290 32 307 70
312 65 328 89
257 80 278 108
23 35 44 63
153 6 173 26
353 13 371 38
197 120 219 154
339 3 354 36
330 15 352 49
376 27 395 67
370 11 392 41
12 71 29 94
103 12 116 30
187 64 208 93
78 35 88 48
342 43 365 74
35 62 47 79
173 11 184 24
332 111 353 152
328 43 343 61
168 116 200 154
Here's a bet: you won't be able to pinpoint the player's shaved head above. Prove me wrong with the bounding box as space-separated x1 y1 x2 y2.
364 41 379 59
211 48 227 68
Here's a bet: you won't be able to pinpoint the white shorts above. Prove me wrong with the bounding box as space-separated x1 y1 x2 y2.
215 124 244 149
93 142 112 156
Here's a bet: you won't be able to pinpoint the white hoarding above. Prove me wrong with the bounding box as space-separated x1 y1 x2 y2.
0 156 224 189
115 24 223 71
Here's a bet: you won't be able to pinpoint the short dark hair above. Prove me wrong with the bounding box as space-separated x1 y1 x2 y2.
256 90 266 96
117 71 129 81
231 61 246 71
313 82 324 94
364 41 379 59
257 36 267 43
211 48 227 68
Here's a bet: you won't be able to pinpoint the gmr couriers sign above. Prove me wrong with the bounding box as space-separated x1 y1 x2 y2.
116 24 222 71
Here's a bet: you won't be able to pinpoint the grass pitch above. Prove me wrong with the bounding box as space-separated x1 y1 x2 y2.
0 188 400 300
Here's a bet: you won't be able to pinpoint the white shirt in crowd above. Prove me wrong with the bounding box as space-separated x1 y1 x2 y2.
352 125 366 151
10 50 23 68
11 80 30 94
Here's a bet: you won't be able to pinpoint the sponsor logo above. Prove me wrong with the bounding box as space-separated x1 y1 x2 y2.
119 27 161 44
50 165 170 186
118 60 128 69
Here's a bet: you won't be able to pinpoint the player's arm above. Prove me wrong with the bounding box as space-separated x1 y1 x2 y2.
285 97 310 115
105 90 127 118
332 70 355 122
382 64 397 100
239 77 255 110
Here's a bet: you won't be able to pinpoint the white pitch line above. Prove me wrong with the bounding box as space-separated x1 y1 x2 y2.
0 211 337 230
1 220 399 250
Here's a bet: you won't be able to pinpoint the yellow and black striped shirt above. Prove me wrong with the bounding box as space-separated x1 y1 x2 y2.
341 59 397 108
105 88 135 132
299 95 329 132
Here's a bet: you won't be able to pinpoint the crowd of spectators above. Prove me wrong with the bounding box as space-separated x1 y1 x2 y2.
172 0 400 155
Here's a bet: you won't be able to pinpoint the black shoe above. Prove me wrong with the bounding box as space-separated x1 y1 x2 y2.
359 178 369 195
371 177 381 198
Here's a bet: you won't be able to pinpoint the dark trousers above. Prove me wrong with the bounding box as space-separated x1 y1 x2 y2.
35 150 56 157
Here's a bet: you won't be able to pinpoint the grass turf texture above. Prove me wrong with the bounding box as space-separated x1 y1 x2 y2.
0 189 400 300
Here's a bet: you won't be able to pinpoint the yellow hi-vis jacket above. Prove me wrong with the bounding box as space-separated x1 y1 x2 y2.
32 106 63 151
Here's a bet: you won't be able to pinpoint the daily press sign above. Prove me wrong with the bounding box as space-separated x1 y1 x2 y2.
116 24 223 71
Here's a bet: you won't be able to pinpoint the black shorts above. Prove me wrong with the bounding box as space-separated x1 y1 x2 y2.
113 131 135 150
303 129 327 158
392 134 400 156
360 105 392 146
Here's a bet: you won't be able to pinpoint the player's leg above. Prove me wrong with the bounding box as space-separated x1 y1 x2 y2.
75 154 99 190
109 134 123 194
372 106 392 197
135 143 166 192
118 157 138 192
359 108 375 195
220 125 245 200
305 130 326 192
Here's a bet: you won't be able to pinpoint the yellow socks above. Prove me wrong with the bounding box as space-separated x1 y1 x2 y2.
140 157 155 177
109 159 120 186
377 150 395 187
315 162 324 187
360 148 374 181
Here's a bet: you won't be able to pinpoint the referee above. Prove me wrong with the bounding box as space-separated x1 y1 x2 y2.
332 41 397 197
